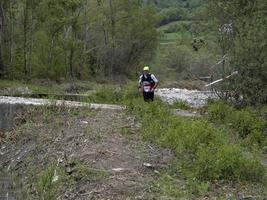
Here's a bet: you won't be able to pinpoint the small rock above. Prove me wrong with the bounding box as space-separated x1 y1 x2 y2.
143 162 153 169
66 167 75 175
112 168 125 172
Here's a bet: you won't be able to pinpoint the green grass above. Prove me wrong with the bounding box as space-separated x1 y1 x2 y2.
157 20 192 32
33 165 65 200
0 79 109 95
0 79 62 94
160 33 181 43
207 101 267 150
72 162 108 182
170 100 191 110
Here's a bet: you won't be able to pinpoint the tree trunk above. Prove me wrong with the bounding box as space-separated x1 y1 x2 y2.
108 0 115 78
69 47 74 78
0 1 5 76
23 0 29 79
79 0 89 79
8 0 13 79
28 0 34 79
47 36 55 77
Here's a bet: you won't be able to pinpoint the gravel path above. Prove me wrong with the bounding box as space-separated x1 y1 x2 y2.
156 88 216 107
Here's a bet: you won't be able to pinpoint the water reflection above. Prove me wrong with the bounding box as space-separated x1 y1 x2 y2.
0 104 17 132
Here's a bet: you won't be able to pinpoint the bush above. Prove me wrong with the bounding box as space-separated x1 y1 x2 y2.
86 85 140 104
164 45 192 76
208 101 267 148
208 101 234 122
36 165 63 199
159 7 186 26
195 145 265 182
228 110 265 138
164 24 180 33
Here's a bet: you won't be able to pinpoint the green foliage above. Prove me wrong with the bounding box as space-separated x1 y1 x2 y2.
146 172 188 199
164 45 192 76
36 165 63 199
207 0 267 105
163 22 190 33
162 44 214 80
126 98 266 183
170 101 191 110
208 101 267 148
85 85 140 104
195 145 265 182
72 162 107 182
1 0 159 80
158 7 186 26
207 101 234 122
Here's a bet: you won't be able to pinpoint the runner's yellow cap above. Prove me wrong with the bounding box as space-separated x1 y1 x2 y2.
143 66 150 71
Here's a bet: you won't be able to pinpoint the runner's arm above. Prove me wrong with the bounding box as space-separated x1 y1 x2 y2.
138 75 143 90
151 74 159 90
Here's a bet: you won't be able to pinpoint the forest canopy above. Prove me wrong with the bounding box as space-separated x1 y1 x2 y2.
0 0 159 80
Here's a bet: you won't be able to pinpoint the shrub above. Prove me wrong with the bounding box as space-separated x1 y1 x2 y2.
164 45 192 75
36 165 63 199
195 145 265 182
207 101 234 122
228 110 265 138
208 101 267 147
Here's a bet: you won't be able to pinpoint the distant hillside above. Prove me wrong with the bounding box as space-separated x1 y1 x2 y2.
144 0 206 9
144 0 207 26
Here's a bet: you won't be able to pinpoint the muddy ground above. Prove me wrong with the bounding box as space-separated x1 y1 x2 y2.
0 106 173 200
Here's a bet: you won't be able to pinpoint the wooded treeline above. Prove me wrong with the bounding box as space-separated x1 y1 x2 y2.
0 0 158 80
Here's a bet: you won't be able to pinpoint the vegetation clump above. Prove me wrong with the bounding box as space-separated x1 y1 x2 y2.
125 96 266 184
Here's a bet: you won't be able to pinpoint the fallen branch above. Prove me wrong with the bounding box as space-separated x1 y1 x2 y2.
205 71 238 87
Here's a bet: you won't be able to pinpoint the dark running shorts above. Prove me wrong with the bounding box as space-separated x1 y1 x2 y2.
143 92 154 102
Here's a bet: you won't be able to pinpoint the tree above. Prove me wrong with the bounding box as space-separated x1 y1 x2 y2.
0 0 159 80
87 0 159 78
207 0 267 105
0 1 5 76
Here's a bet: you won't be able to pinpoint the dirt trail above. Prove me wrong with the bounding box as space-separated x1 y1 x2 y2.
0 106 173 199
